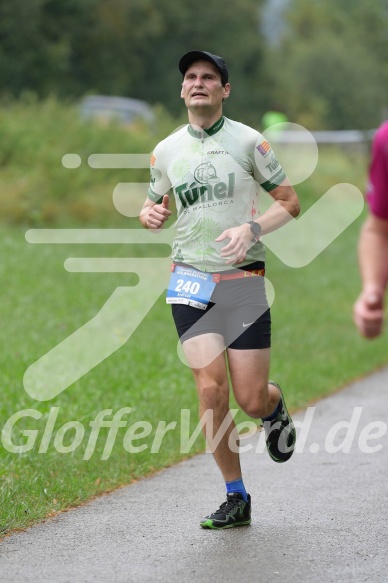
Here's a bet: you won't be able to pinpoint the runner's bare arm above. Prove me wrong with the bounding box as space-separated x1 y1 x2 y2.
257 178 300 235
353 214 388 338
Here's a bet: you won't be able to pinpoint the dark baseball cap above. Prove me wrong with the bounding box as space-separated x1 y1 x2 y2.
179 51 229 85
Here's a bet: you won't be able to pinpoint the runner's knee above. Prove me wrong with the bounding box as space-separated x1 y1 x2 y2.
235 392 269 419
197 379 229 411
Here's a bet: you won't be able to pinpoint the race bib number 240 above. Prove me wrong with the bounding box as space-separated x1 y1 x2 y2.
166 265 217 310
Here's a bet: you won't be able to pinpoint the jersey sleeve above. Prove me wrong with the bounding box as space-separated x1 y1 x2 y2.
250 132 286 192
366 123 388 220
147 141 171 204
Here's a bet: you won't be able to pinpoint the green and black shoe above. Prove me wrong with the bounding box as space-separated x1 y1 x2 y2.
200 493 251 529
264 381 296 463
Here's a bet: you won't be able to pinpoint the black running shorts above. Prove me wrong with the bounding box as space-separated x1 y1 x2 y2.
171 262 271 350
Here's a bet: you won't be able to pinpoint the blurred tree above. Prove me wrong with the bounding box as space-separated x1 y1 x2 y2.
1 0 387 129
0 0 266 126
264 0 388 129
0 0 98 95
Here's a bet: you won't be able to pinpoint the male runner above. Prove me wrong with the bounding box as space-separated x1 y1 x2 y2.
140 51 300 529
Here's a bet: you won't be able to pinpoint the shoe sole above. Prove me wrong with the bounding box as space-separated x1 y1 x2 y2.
200 519 252 529
266 380 296 463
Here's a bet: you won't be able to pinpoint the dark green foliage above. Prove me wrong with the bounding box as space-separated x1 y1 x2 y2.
0 0 387 131
265 0 388 129
0 0 266 126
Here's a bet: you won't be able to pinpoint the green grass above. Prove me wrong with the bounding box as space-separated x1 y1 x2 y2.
0 230 197 533
1 141 387 537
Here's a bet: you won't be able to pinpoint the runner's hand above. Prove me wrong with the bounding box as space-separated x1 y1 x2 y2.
216 224 252 265
147 195 171 230
353 288 384 338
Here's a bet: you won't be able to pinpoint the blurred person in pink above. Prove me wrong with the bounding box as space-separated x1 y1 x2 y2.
354 121 388 338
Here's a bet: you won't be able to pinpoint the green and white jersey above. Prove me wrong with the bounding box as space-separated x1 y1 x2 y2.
148 116 286 272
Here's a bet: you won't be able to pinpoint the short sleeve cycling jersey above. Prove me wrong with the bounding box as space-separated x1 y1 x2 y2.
366 121 388 220
148 116 287 272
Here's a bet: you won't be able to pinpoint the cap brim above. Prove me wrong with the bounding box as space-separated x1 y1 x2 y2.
179 51 218 76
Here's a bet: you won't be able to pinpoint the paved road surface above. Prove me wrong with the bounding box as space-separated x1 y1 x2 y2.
1 368 388 582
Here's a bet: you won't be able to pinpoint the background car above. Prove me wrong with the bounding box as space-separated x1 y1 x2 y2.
79 95 155 127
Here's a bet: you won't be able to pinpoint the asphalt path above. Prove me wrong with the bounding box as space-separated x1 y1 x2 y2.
1 367 388 583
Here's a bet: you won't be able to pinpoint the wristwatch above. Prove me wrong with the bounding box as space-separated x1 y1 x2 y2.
247 220 262 242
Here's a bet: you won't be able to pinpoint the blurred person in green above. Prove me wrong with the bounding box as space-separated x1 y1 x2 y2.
261 108 289 132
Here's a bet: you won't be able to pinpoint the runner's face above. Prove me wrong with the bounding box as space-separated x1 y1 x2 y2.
181 61 230 111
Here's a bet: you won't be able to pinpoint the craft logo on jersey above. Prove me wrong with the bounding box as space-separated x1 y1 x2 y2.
256 140 271 157
175 163 235 209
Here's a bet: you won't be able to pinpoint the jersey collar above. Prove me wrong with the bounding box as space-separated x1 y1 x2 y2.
188 116 225 139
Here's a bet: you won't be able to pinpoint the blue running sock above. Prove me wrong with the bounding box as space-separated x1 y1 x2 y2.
226 478 248 502
262 399 281 421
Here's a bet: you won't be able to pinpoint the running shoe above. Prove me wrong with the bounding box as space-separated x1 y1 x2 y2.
264 381 296 463
200 492 251 529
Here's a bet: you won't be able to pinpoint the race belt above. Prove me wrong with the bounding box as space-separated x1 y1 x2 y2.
211 268 265 282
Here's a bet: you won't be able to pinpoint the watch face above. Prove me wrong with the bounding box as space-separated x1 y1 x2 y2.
250 221 261 236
